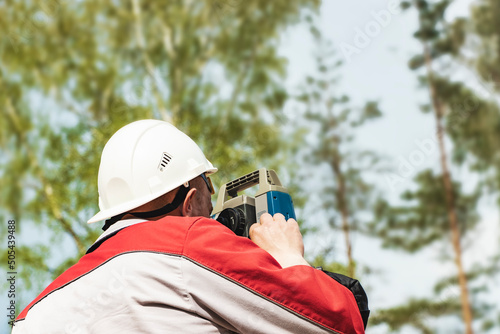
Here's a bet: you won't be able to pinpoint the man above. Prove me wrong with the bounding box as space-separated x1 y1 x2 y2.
13 119 368 333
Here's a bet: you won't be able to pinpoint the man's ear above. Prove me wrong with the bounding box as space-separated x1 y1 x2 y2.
181 188 197 217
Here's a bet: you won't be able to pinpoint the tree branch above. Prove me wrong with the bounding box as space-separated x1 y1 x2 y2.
131 0 171 122
4 97 87 255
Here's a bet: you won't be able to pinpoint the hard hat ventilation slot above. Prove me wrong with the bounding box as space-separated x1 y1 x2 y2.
158 152 172 171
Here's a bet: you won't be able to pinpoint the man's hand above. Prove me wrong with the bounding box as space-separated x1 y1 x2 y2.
249 213 311 268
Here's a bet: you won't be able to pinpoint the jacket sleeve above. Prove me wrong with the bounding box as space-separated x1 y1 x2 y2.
318 269 370 329
181 218 366 334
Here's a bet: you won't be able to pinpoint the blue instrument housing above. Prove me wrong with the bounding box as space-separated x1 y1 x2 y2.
266 191 296 220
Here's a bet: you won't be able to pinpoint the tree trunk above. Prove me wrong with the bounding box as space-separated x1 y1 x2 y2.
423 43 474 334
331 156 355 278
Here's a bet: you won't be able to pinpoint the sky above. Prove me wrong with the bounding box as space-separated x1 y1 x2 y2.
280 0 498 333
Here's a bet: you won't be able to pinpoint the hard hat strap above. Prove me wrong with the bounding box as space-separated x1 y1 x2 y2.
102 184 190 231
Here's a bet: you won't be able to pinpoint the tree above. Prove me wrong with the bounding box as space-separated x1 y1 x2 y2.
291 23 382 278
468 0 500 88
406 1 474 331
370 169 481 330
371 0 500 332
445 0 500 194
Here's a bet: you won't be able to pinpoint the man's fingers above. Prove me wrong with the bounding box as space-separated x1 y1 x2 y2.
250 212 308 268
259 213 272 225
248 223 257 239
272 213 285 222
259 213 286 226
252 213 299 238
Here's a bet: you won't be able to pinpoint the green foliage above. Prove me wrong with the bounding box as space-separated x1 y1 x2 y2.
370 1 500 332
371 170 480 252
430 77 500 172
291 23 383 278
310 253 352 278
371 297 462 334
470 0 500 86
372 253 500 333
405 0 465 71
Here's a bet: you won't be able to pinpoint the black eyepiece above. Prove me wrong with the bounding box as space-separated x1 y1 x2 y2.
217 208 246 236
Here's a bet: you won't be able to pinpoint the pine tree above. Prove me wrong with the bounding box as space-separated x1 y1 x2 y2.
292 23 382 278
371 0 500 332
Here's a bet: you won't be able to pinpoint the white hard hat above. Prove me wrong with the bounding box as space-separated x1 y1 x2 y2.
87 119 217 224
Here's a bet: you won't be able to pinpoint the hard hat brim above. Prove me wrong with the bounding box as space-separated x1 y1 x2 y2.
87 166 217 224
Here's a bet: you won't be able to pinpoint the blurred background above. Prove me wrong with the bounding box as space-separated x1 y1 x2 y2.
1 0 499 333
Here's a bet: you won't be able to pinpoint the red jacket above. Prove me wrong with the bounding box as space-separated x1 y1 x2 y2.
14 217 365 333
